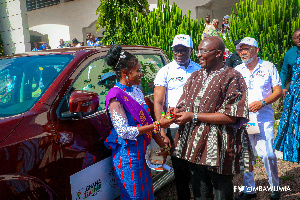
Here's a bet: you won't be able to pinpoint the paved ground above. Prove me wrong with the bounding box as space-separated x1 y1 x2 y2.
155 157 300 200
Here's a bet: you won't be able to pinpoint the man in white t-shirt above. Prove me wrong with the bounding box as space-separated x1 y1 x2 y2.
235 37 282 200
154 34 201 200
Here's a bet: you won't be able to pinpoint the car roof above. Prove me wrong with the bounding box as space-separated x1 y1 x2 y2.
1 45 167 58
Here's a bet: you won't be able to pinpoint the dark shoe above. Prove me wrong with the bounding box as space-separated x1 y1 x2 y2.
235 192 257 200
270 191 280 200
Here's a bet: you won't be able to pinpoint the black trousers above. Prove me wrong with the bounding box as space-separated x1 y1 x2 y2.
190 163 234 200
167 128 234 200
167 128 191 200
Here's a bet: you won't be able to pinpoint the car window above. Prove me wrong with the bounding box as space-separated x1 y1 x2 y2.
135 54 163 95
0 55 74 117
70 57 114 111
65 53 165 113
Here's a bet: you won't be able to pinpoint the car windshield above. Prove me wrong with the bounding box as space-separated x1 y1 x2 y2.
0 54 74 117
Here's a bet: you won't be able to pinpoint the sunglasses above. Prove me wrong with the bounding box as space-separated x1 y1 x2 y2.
173 49 189 55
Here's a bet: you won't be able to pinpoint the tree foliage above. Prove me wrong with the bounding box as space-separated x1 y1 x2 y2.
96 0 149 44
100 0 205 62
224 0 300 70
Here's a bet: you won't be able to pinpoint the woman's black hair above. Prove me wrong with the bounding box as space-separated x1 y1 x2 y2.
105 45 138 78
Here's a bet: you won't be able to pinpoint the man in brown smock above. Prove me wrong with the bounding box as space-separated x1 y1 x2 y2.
171 36 253 200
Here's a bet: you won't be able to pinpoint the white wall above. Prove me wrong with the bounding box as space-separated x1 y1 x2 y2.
30 24 70 49
0 0 31 55
26 0 256 50
27 0 104 48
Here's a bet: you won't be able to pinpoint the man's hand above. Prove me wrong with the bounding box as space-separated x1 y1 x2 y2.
249 101 263 113
160 129 171 148
174 112 194 125
156 148 170 163
167 107 182 114
283 89 288 96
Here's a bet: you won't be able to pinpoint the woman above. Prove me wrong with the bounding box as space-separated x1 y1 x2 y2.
104 45 174 199
273 28 300 164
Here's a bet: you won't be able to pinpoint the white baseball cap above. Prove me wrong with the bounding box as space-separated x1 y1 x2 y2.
171 34 193 48
236 37 258 49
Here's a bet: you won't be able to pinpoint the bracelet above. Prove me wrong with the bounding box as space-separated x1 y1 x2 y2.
153 121 161 134
261 100 267 107
162 146 171 154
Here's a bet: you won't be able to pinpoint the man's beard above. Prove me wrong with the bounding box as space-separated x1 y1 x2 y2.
176 60 189 66
241 57 254 65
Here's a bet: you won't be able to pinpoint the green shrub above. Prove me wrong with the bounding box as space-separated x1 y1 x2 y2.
224 0 300 71
96 0 149 45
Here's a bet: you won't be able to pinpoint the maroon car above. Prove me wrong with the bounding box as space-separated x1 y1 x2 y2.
0 46 174 200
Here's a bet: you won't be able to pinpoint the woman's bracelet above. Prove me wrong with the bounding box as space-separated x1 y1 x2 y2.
153 121 161 134
162 146 171 154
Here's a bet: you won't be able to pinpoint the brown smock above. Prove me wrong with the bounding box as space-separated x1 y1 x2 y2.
174 66 253 175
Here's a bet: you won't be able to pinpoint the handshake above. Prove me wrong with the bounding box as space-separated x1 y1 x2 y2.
161 110 176 119
160 107 191 125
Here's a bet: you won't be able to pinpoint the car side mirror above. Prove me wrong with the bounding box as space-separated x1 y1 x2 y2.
61 90 99 119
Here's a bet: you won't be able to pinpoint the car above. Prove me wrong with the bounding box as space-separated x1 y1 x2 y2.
0 46 174 200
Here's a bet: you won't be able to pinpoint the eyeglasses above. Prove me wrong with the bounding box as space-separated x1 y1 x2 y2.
195 49 217 55
173 49 189 55
292 37 300 40
236 47 253 53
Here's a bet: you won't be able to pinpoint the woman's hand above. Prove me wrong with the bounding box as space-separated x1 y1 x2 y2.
174 112 194 125
159 116 175 129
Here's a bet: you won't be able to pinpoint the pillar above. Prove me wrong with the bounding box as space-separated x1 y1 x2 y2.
0 0 31 55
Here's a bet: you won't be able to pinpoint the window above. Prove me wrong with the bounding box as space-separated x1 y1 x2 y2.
70 58 115 111
60 53 165 116
135 54 164 95
26 0 60 11
0 54 74 117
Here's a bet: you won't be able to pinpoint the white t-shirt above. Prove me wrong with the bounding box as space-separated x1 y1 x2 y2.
154 60 201 128
235 58 281 123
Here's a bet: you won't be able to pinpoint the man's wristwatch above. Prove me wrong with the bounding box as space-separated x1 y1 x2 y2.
261 100 267 107
193 112 198 123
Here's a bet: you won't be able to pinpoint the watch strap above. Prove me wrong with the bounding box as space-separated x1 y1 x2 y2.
261 100 267 107
193 112 198 123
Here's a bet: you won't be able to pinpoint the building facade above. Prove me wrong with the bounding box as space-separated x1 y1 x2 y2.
1 0 250 55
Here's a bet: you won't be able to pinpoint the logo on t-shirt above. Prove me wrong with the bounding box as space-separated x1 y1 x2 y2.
255 70 265 78
170 77 184 81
